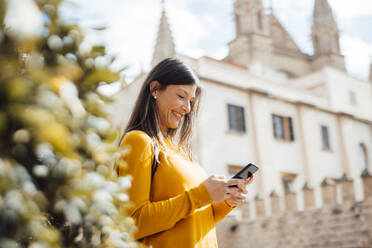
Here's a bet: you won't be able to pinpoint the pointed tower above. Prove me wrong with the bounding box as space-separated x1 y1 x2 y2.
234 0 268 36
367 56 372 82
311 0 345 71
226 0 272 68
151 0 176 68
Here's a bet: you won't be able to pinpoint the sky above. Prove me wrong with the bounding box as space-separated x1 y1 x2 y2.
61 0 372 92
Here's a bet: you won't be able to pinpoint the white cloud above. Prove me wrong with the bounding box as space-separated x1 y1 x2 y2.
267 0 372 80
167 2 211 57
102 1 159 76
270 0 313 18
5 0 43 39
62 0 372 83
210 46 228 60
329 0 372 19
271 0 372 20
341 36 372 80
200 13 218 31
64 0 214 80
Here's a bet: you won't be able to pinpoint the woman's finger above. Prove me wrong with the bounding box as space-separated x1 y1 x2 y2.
230 193 246 201
230 180 248 194
239 186 248 194
244 174 254 185
224 192 232 200
224 192 246 201
227 197 245 205
226 200 238 207
226 178 244 188
225 187 239 195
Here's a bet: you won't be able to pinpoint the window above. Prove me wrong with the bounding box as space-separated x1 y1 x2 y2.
335 34 340 51
227 165 244 178
272 114 294 141
349 91 357 105
314 36 319 51
257 12 263 31
281 173 297 193
228 104 246 133
321 125 331 150
359 143 368 171
273 115 284 139
282 178 293 193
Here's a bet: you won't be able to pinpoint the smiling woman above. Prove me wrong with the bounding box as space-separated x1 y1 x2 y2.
119 58 201 161
150 83 196 133
115 58 254 247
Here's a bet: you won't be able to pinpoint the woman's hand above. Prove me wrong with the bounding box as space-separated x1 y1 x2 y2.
202 175 254 204
225 175 254 207
202 176 229 203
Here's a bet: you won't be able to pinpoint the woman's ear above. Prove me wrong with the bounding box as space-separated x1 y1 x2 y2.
149 81 160 96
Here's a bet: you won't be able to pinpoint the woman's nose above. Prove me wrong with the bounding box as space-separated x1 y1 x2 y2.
182 101 191 114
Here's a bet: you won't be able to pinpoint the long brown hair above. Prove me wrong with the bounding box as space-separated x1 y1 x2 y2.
119 58 202 161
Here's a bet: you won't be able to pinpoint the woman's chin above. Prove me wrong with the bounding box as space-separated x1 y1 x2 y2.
168 121 180 129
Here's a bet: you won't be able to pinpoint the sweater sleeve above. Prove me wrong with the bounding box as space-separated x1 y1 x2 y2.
211 200 236 224
115 131 213 240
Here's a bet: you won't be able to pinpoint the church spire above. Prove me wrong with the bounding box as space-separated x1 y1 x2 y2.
151 0 176 68
311 0 345 71
233 0 268 36
312 0 340 56
226 0 272 67
369 56 372 82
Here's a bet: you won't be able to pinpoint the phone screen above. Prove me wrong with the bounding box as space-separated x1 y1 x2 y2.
232 163 259 179
228 163 259 188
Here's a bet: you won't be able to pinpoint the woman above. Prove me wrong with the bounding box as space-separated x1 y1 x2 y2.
115 58 254 247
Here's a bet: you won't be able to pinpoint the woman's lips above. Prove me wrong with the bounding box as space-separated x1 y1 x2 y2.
172 111 183 121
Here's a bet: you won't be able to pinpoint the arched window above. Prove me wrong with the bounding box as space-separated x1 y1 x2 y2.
335 34 340 52
257 11 263 31
359 143 368 171
313 35 319 53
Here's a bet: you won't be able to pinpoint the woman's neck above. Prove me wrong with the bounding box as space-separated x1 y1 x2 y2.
160 124 168 137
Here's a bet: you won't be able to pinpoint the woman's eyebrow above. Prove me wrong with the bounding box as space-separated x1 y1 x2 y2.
179 89 196 99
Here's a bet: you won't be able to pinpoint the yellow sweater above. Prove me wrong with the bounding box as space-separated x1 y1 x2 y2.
115 130 235 247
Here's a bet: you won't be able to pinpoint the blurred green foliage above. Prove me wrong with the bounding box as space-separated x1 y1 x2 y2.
0 0 144 247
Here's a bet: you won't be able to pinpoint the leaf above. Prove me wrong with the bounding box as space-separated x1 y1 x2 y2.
82 68 120 85
38 122 75 157
90 45 106 57
0 111 6 134
92 25 107 31
7 78 33 101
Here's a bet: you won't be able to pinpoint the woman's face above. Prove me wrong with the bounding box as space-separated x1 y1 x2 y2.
154 84 197 133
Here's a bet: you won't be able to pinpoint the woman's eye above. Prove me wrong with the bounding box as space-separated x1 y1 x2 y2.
178 95 185 99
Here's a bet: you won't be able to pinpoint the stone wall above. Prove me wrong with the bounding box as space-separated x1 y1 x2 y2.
216 171 372 248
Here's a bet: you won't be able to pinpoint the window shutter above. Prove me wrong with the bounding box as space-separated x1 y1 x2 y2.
237 106 246 132
228 104 234 131
288 117 294 141
321 125 330 149
272 114 284 139
272 114 277 138
228 104 246 132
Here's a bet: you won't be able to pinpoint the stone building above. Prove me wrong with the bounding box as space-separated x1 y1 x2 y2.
217 172 372 247
110 0 372 224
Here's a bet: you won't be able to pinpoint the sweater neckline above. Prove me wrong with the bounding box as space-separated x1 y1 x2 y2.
163 137 176 149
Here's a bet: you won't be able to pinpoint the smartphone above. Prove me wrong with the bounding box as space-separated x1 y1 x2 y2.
228 163 259 188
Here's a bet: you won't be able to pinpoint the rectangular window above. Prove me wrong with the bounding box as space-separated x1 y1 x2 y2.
227 165 244 178
228 104 246 133
281 172 297 193
273 115 284 139
321 125 330 150
282 178 293 193
272 114 294 141
349 91 357 106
